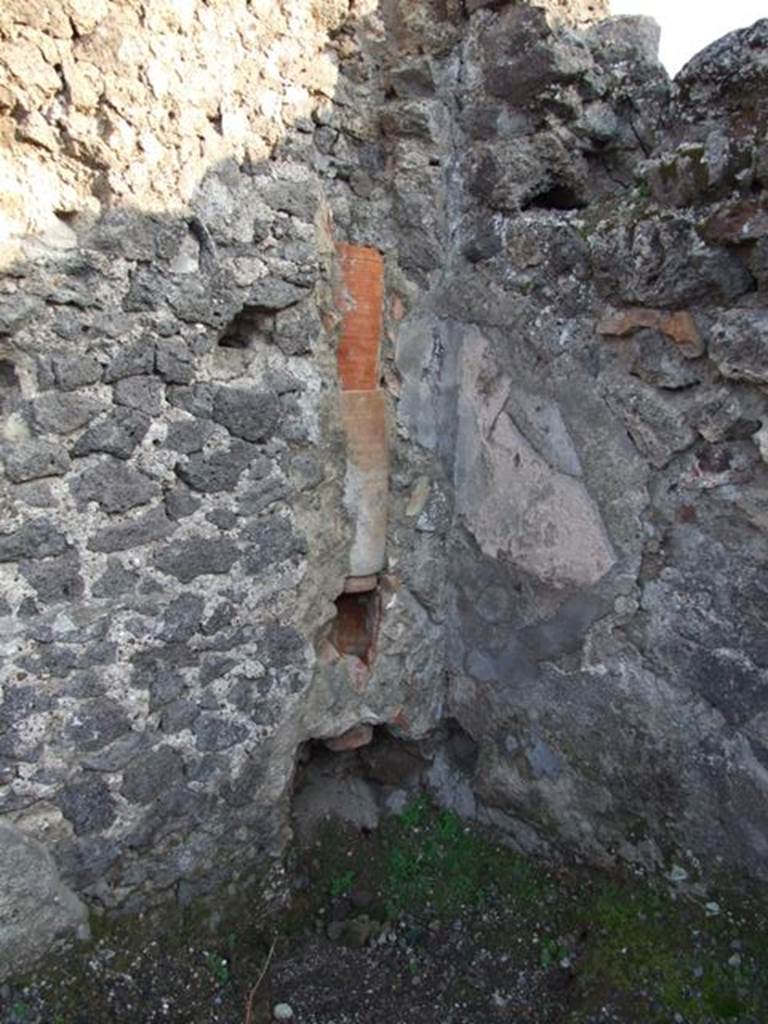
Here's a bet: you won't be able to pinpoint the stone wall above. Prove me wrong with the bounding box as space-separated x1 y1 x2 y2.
440 12 768 882
0 0 451 967
2 0 768 978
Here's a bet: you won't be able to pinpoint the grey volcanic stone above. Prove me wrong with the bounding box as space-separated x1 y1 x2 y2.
240 515 307 573
586 14 661 65
262 180 319 219
186 752 227 782
52 352 103 391
709 310 768 385
480 7 588 104
246 275 309 310
200 653 236 679
211 387 280 443
57 776 116 835
114 375 164 415
80 732 149 772
19 550 84 603
72 409 151 460
166 383 214 418
0 519 68 562
0 294 43 335
674 17 768 108
262 621 306 667
526 736 563 781
14 480 57 508
29 392 105 435
592 217 754 306
0 822 89 983
88 507 173 553
625 329 702 390
121 745 184 804
155 336 194 384
273 302 322 356
3 439 70 482
65 699 132 752
194 713 248 752
153 536 240 582
0 685 54 729
160 592 205 641
207 508 238 530
165 484 201 520
131 643 194 710
165 419 215 454
92 557 139 598
289 452 325 491
55 835 120 890
168 271 242 328
159 699 200 733
104 340 155 382
71 457 159 513
176 441 260 493
123 265 166 312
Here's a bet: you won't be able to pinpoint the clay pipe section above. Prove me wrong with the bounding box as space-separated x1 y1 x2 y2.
340 389 388 582
335 243 388 588
336 242 384 392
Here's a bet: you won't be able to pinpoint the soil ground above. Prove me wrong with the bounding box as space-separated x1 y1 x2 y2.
2 797 767 1024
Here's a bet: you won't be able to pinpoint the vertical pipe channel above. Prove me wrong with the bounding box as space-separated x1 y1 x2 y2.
335 243 388 593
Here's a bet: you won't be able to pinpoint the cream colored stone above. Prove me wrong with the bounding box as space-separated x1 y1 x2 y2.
405 476 431 518
753 423 768 464
0 0 343 268
456 332 615 589
65 0 110 35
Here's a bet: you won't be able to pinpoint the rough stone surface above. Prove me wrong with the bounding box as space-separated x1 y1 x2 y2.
0 822 90 979
2 0 768 984
153 537 241 582
2 440 70 483
72 409 151 460
211 387 281 443
71 458 159 513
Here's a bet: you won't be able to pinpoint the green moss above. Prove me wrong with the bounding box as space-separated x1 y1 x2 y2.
570 878 768 1022
329 869 356 898
379 795 554 920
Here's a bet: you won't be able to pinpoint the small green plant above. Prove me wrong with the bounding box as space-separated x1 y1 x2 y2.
539 936 568 969
202 950 230 986
329 869 355 899
398 792 430 830
380 797 554 920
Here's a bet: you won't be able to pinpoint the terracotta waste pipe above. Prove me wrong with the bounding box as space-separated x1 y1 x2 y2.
336 243 384 392
335 243 388 590
339 389 388 581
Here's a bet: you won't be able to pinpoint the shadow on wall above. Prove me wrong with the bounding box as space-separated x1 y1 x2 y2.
0 0 366 270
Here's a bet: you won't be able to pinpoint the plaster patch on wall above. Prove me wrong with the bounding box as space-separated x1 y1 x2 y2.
455 333 615 588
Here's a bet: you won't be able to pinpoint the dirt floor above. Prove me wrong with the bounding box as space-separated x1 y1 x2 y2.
2 796 767 1024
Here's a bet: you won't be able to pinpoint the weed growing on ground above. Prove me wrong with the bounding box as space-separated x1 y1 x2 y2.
381 794 553 919
329 869 356 899
202 950 230 986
